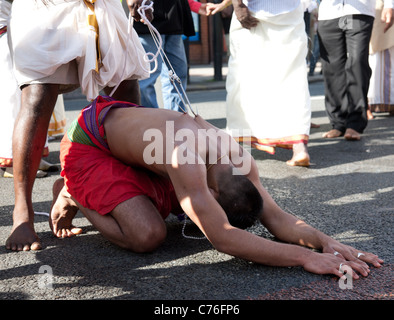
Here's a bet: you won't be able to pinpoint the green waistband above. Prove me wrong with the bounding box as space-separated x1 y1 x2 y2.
67 119 95 147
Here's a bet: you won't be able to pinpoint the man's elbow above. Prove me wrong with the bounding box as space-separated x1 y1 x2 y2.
208 228 239 257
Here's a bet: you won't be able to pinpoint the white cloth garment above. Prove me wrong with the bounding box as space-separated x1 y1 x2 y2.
318 0 394 20
241 0 300 17
48 95 67 137
9 0 150 101
242 0 317 17
368 47 394 110
226 3 311 153
367 0 394 112
0 0 21 166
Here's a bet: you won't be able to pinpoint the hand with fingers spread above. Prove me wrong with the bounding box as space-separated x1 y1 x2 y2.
323 240 383 268
315 240 384 279
302 251 370 280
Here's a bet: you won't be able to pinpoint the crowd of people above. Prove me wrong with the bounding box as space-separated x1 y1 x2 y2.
1 0 392 281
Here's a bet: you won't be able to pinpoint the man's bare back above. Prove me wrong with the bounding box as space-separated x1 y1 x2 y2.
104 107 244 177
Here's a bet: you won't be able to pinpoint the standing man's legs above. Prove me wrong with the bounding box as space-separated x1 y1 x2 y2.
137 33 188 111
318 18 348 137
160 34 188 112
137 34 164 108
6 83 59 251
343 15 374 137
319 15 374 140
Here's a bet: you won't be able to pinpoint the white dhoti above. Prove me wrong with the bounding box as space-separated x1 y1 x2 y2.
0 0 20 167
9 0 149 101
48 95 67 137
0 0 71 167
368 48 394 113
367 1 394 114
226 4 311 154
0 23 52 167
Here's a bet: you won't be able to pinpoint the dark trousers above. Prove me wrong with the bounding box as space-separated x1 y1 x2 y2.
318 15 374 133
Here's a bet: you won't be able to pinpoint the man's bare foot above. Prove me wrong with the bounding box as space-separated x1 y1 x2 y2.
344 128 361 141
322 129 343 138
50 178 82 238
367 107 374 120
286 143 310 167
6 221 41 251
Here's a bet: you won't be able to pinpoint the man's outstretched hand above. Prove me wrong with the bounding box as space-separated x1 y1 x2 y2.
302 240 384 279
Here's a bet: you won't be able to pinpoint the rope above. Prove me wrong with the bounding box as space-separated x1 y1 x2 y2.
111 0 198 116
112 1 202 240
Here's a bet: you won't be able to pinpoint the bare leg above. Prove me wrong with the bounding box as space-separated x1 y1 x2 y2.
104 79 141 105
6 84 59 251
76 195 167 253
367 105 374 120
50 178 166 252
286 143 310 167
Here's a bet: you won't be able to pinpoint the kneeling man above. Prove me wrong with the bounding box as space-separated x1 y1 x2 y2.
51 96 383 279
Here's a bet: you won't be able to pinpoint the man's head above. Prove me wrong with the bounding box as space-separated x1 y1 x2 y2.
214 166 263 229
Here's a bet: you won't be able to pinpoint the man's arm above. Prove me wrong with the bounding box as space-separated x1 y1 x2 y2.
165 148 372 278
205 0 232 16
244 153 383 269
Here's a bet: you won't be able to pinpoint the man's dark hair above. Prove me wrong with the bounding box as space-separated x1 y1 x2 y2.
216 170 263 229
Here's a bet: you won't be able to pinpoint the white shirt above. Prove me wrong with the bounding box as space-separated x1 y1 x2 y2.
0 0 12 29
319 0 394 20
242 0 300 16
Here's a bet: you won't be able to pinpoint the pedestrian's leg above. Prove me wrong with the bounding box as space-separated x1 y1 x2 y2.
137 34 164 108
343 15 374 139
6 84 59 251
318 19 348 135
309 34 320 75
160 35 188 112
287 143 310 167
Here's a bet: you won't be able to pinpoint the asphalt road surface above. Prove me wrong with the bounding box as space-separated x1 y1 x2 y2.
0 80 392 307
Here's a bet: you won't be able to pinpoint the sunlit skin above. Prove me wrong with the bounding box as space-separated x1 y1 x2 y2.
51 105 383 279
5 0 150 252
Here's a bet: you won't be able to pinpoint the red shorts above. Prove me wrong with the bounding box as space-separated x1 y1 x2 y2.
60 134 179 218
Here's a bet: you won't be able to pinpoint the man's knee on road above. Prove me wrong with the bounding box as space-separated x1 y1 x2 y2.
122 220 167 253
